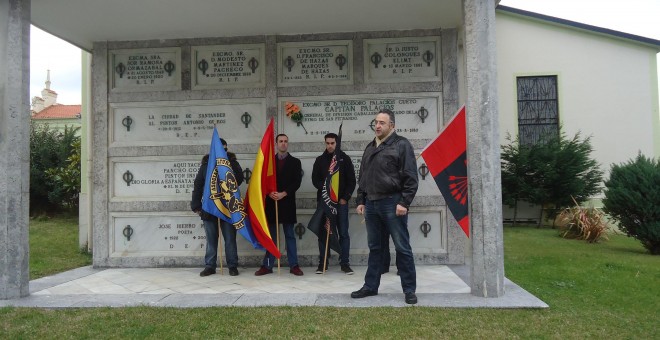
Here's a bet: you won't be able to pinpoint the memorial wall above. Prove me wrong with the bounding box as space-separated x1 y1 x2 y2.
92 29 464 268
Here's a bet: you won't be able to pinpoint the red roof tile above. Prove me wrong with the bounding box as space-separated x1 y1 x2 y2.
32 104 81 119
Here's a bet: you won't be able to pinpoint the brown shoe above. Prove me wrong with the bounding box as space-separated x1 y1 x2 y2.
254 266 273 276
289 265 304 276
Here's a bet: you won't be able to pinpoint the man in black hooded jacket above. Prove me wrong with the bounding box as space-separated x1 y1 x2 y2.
311 133 356 275
191 138 244 277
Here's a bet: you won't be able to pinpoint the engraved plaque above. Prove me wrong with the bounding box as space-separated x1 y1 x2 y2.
111 157 201 201
110 213 206 256
364 37 441 83
110 48 181 92
279 93 441 142
110 99 267 147
192 44 266 89
111 155 255 202
277 40 352 86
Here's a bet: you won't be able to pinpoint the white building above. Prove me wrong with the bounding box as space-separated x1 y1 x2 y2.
497 5 659 170
496 6 660 221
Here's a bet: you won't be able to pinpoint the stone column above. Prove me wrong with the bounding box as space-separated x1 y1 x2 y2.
462 0 505 297
0 0 31 300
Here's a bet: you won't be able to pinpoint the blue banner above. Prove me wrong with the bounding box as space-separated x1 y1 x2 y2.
202 128 263 249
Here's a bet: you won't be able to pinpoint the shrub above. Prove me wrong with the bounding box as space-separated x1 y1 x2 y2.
559 197 608 243
602 154 660 254
29 123 81 214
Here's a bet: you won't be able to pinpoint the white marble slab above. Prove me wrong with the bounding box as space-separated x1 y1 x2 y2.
109 99 268 147
111 154 258 202
107 207 445 259
109 47 181 92
363 36 441 83
192 44 266 89
110 213 206 257
279 93 442 142
277 40 353 86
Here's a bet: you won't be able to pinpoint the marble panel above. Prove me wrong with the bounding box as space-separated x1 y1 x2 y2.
363 36 441 83
110 213 205 257
109 99 267 147
112 154 259 202
192 44 266 89
279 93 442 142
277 40 352 86
109 47 181 92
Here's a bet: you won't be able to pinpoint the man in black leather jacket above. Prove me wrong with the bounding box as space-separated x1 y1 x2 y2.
191 138 244 277
351 108 419 304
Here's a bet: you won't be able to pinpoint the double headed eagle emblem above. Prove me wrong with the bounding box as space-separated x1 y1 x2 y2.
208 158 247 229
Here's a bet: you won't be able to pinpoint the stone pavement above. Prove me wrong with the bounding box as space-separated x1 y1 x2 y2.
0 265 548 308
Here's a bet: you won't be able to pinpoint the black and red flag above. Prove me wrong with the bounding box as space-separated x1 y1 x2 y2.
420 106 469 237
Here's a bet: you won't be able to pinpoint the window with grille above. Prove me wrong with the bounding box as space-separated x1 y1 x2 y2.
516 76 559 145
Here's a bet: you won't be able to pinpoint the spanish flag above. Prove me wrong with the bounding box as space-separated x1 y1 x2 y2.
420 106 470 237
245 118 281 258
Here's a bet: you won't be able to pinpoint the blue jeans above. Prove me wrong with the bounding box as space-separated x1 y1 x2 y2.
363 194 416 293
318 203 350 265
203 219 238 268
262 223 298 269
381 229 401 272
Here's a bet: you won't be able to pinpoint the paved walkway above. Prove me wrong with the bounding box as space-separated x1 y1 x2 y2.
1 265 547 308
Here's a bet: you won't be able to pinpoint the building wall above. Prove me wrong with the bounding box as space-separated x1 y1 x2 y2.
496 11 660 182
89 30 463 268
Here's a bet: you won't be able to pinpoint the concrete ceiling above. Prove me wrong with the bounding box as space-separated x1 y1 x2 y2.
31 0 463 51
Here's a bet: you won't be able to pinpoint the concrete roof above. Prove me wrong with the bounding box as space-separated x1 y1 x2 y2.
31 0 463 51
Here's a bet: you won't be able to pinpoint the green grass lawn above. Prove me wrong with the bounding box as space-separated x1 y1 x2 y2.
28 214 92 279
1 218 658 339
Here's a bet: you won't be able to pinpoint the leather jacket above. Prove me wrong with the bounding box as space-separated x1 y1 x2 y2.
356 132 418 208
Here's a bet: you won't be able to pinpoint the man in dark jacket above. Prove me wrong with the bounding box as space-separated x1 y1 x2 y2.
254 133 305 276
351 108 419 304
191 138 244 277
311 133 356 275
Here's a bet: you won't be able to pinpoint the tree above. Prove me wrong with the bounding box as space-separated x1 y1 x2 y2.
501 131 603 227
501 134 534 226
531 132 603 226
602 154 660 254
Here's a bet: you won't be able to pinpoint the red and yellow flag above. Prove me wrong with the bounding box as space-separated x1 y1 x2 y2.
245 118 281 258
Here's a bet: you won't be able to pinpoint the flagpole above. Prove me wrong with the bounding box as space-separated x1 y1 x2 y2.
217 218 224 275
323 222 330 275
275 200 280 275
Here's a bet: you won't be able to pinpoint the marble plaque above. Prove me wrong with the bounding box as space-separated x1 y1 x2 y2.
364 37 441 83
192 44 266 89
110 99 267 147
277 40 352 86
110 48 182 92
110 213 206 257
279 93 441 142
112 154 257 202
111 157 201 201
109 209 445 259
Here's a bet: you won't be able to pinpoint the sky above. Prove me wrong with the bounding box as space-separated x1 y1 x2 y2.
29 0 660 105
